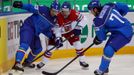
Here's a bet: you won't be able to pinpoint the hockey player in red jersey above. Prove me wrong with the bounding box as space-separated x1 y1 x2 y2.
37 1 89 69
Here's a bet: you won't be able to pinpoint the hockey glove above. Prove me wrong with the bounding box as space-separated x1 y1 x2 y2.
55 37 63 48
13 1 23 8
93 36 102 45
73 26 82 36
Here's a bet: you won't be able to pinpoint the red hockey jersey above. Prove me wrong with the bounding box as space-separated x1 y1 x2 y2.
57 9 83 34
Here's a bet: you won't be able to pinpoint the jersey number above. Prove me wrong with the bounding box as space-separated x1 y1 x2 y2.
109 13 125 24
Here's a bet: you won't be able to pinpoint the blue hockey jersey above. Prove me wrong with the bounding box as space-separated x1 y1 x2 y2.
93 3 133 41
21 4 57 38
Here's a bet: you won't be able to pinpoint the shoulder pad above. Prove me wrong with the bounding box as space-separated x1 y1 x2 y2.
115 2 129 16
93 18 104 27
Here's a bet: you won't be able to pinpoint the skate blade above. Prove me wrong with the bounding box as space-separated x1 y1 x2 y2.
35 68 40 70
8 70 15 75
104 73 108 75
35 67 44 70
81 67 89 70
8 70 23 75
35 66 44 70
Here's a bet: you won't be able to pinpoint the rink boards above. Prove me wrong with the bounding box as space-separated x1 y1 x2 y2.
0 12 134 73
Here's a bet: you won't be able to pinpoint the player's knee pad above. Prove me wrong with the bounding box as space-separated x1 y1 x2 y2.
103 45 115 60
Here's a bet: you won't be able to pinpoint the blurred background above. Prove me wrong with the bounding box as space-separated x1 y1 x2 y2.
0 0 134 13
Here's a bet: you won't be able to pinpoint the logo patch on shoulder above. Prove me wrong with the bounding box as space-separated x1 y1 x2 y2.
99 5 110 18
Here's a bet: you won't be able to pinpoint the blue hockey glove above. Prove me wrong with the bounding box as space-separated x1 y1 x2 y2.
55 37 63 48
93 36 102 45
13 1 23 8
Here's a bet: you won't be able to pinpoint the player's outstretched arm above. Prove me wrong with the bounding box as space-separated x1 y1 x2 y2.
13 1 38 13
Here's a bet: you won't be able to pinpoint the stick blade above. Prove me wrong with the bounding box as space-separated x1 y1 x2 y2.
42 71 57 75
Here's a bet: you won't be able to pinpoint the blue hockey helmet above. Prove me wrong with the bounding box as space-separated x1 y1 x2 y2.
61 1 71 11
50 1 60 11
88 0 101 10
61 2 71 18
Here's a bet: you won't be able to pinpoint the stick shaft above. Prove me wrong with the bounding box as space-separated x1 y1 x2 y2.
56 43 94 74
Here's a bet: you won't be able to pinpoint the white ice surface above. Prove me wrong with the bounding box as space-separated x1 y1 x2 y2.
3 55 134 75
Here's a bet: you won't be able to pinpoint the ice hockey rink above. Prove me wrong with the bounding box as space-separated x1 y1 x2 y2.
3 55 134 75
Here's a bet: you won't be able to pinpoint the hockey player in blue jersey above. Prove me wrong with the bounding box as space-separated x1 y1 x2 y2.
88 0 133 75
10 1 61 73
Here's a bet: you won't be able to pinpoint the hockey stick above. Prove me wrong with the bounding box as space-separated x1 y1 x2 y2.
42 43 94 75
31 0 81 63
30 37 68 63
22 34 74 68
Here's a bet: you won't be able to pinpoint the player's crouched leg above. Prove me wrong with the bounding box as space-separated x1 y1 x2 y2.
94 45 114 75
79 55 89 69
9 43 29 75
23 48 42 68
22 51 36 68
73 41 89 69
